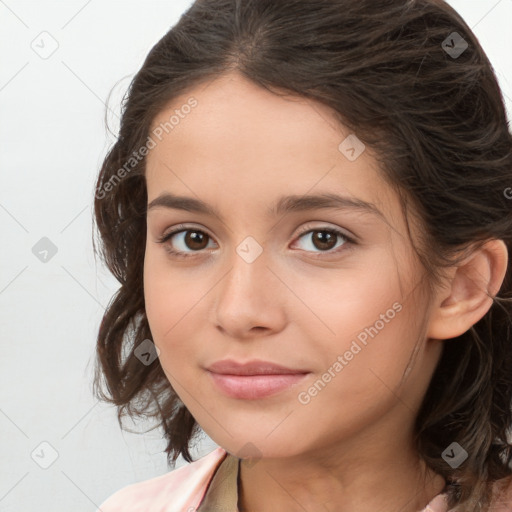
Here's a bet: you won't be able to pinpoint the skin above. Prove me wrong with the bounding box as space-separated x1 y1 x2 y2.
143 71 508 512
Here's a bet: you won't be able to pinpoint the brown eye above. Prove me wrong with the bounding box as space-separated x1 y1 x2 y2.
309 230 339 251
157 227 217 258
181 230 210 250
293 226 355 256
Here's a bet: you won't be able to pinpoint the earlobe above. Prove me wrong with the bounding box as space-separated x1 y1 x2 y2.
427 239 508 341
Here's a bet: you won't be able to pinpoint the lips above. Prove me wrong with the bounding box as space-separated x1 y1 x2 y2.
205 359 310 399
206 359 309 376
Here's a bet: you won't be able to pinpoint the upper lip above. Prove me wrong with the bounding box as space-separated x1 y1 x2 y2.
206 359 309 376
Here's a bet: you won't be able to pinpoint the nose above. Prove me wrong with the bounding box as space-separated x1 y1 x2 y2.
213 244 288 339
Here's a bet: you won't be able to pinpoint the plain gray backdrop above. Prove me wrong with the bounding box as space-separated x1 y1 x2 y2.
1 1 511 511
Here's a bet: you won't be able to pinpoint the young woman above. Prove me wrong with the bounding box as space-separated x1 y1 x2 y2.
92 1 512 510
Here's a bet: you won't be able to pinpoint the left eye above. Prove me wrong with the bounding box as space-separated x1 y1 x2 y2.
156 225 355 258
292 227 353 255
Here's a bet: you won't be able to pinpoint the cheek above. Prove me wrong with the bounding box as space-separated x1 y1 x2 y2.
293 255 423 391
294 257 402 343
143 252 172 336
144 248 195 325
143 251 212 373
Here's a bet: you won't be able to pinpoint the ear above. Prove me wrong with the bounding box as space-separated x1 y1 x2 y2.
427 239 508 340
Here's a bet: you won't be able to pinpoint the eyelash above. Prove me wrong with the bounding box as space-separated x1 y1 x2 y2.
156 224 356 259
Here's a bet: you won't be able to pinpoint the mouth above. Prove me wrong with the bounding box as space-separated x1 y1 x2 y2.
205 359 310 399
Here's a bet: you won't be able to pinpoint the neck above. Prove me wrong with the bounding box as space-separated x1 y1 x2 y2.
237 439 446 512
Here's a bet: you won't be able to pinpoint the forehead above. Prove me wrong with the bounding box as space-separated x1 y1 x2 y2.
149 71 355 161
145 71 396 222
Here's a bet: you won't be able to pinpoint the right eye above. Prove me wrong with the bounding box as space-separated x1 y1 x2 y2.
156 226 218 258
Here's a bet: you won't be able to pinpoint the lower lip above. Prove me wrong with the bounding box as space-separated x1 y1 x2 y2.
207 371 309 399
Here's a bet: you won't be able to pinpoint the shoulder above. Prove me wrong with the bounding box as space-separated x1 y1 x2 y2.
96 447 228 512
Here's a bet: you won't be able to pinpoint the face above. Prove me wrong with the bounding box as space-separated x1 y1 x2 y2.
143 71 443 461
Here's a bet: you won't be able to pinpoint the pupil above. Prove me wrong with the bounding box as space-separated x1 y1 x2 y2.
314 231 336 251
186 231 207 250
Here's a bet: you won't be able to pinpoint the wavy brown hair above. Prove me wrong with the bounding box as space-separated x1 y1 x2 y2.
92 0 512 509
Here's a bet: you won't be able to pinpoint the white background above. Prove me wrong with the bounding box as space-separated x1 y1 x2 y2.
1 1 511 511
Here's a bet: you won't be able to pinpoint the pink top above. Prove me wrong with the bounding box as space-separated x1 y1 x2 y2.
96 447 512 512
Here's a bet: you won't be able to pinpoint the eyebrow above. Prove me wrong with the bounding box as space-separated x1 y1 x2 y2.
147 192 384 222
